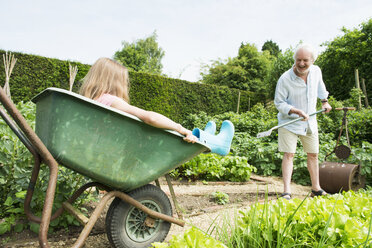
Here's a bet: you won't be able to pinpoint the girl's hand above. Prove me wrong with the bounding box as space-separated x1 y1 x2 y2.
178 126 197 143
183 130 198 143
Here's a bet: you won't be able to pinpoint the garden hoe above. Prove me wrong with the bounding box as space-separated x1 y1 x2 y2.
256 109 325 138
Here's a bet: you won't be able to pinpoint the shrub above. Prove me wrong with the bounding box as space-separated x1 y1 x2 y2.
0 50 259 123
171 153 256 182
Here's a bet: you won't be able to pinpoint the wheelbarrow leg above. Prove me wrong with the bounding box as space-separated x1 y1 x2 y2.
155 178 161 188
165 174 184 220
0 86 60 248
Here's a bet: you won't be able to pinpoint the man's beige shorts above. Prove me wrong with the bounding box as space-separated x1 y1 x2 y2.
278 127 319 154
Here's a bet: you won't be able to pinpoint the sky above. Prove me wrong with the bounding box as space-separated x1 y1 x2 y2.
1 0 371 82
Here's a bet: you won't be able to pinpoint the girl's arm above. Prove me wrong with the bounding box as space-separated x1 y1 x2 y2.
111 98 197 143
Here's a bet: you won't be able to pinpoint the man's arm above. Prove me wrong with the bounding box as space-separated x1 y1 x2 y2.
320 99 332 113
317 67 332 113
274 78 293 116
288 108 309 121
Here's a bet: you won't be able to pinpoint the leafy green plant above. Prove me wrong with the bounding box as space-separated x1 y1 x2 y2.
211 191 230 205
151 227 227 248
0 192 26 235
172 153 256 182
220 189 372 247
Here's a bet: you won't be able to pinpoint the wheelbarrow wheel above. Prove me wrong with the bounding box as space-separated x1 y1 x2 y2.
106 184 172 248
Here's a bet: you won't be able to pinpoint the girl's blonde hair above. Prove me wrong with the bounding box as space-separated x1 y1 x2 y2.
80 57 130 102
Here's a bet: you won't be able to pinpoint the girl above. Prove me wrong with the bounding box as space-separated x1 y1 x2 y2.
79 57 197 143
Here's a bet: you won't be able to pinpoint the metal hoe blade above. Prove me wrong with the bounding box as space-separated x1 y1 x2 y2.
256 128 274 138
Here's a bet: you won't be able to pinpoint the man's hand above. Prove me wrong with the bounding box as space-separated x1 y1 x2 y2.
289 108 309 121
322 102 332 113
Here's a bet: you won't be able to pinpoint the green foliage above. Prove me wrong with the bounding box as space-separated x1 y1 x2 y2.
211 191 230 205
0 50 89 104
114 31 165 74
317 18 372 104
233 132 282 176
0 50 258 123
154 190 372 248
262 39 281 57
200 43 273 100
181 102 372 186
151 227 227 248
171 153 256 182
346 142 372 185
266 47 295 99
0 193 25 235
343 87 366 109
229 189 372 247
0 101 37 207
130 71 258 122
0 102 94 235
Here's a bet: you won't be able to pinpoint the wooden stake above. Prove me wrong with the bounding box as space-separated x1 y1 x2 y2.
354 69 362 110
361 78 369 108
236 90 241 113
2 52 17 99
69 63 78 91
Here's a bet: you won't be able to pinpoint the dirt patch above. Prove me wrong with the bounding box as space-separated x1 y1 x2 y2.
1 175 311 247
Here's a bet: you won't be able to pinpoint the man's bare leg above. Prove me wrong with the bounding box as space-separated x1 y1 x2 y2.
307 153 325 193
282 152 295 194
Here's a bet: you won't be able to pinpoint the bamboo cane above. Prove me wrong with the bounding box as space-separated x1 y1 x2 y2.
69 63 78 91
3 52 17 99
354 69 362 110
236 90 241 113
361 78 369 108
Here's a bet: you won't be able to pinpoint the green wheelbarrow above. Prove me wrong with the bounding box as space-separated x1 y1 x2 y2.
0 87 210 248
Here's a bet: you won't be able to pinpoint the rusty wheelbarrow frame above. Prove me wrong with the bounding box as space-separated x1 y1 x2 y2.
0 86 198 248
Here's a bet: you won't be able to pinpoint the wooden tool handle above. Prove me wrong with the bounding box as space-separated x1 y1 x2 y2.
335 107 356 111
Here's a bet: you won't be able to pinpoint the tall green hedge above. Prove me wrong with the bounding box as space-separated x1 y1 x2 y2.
0 50 259 122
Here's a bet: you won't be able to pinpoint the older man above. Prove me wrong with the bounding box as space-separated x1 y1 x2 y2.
274 44 332 200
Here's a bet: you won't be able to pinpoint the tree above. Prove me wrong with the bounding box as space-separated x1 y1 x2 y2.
262 40 281 57
266 48 294 99
317 19 372 103
201 43 273 98
114 31 165 74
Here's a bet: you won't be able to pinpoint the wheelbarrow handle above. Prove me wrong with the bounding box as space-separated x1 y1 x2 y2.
335 107 356 111
276 109 325 129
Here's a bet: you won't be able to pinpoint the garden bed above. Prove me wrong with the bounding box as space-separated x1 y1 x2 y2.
1 175 311 247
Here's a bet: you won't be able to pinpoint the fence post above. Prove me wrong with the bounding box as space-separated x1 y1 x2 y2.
236 90 241 113
361 78 369 108
354 69 362 110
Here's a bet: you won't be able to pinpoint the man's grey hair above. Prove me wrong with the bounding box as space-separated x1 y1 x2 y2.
293 43 318 62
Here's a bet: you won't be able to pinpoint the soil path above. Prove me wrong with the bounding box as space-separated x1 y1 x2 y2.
1 175 311 248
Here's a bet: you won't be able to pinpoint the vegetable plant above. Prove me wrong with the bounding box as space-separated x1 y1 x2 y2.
151 227 227 248
211 191 230 205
